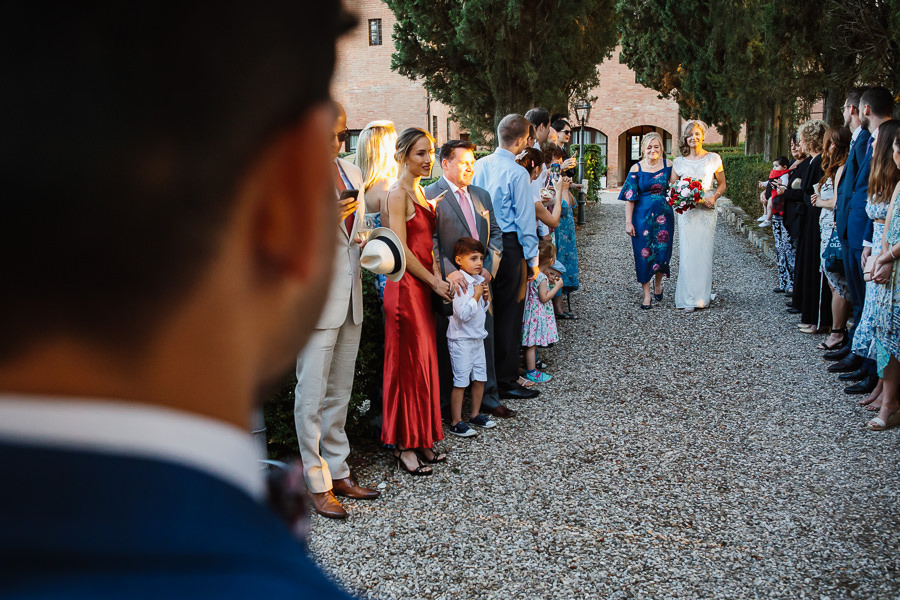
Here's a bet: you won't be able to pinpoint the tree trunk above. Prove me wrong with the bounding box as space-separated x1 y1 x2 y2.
763 102 774 162
745 110 764 155
822 86 845 127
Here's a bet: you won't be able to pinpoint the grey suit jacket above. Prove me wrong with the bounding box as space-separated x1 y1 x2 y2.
315 157 365 329
425 176 503 278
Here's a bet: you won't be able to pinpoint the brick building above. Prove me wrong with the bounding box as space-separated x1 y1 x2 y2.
333 1 725 186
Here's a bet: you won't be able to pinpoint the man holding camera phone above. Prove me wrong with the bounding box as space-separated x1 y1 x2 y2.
294 102 380 519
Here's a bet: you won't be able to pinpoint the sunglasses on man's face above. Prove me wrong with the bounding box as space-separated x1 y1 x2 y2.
335 129 349 143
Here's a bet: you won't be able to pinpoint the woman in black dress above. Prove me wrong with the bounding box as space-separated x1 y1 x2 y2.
788 119 830 333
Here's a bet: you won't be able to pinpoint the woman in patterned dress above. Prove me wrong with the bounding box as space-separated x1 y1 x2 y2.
866 126 900 430
618 132 674 309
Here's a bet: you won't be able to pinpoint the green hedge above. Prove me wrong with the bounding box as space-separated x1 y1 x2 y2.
569 144 607 201
721 153 770 219
705 143 745 155
264 269 384 460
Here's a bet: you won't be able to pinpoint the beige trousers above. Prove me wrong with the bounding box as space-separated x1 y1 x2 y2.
294 304 361 494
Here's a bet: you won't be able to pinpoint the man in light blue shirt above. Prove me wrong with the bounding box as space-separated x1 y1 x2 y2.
472 114 540 400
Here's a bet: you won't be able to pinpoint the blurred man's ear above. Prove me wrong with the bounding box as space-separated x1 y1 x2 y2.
251 103 336 281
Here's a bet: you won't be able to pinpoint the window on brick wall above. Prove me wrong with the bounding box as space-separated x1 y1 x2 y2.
368 19 382 46
346 130 360 154
432 116 438 140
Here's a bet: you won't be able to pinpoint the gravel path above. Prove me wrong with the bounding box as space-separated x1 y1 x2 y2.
308 196 900 600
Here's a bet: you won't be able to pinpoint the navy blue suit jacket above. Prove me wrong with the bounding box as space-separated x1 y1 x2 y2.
847 129 874 251
835 128 869 244
0 442 355 599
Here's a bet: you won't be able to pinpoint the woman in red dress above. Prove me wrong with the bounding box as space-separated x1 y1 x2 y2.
381 128 452 475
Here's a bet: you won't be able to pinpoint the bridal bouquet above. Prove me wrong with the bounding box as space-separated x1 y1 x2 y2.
667 177 704 214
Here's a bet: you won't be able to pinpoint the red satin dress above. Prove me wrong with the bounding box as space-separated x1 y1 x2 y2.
382 204 444 448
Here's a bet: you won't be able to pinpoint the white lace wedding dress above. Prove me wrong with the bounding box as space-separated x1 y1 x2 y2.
673 153 723 309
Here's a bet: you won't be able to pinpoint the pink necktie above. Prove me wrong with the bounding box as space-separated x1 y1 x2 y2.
457 189 479 240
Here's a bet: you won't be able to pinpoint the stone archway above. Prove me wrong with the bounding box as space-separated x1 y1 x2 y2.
614 125 672 186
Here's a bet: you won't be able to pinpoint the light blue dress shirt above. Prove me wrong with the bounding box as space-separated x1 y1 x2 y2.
472 147 539 266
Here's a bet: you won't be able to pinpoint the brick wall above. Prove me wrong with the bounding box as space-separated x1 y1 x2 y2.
335 1 726 185
332 0 457 145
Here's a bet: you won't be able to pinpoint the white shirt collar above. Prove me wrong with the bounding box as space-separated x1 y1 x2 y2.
0 394 266 501
850 124 861 141
462 270 484 285
443 176 467 198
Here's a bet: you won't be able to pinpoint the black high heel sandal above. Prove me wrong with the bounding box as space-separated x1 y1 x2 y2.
393 449 432 476
416 447 447 464
817 328 848 351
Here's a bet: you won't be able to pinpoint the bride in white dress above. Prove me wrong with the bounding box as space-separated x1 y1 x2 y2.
671 121 727 312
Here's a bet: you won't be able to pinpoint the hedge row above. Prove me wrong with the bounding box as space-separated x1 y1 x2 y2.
721 153 770 219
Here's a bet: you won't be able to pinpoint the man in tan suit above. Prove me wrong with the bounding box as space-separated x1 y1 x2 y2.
294 103 379 519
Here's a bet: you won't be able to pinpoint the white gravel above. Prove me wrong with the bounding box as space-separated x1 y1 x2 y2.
307 195 900 600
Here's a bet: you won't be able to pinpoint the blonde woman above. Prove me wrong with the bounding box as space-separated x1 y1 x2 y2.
356 120 398 297
381 128 450 474
671 121 727 312
356 120 398 214
789 119 829 333
618 132 674 309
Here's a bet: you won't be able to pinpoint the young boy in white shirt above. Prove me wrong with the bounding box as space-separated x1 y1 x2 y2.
447 237 497 437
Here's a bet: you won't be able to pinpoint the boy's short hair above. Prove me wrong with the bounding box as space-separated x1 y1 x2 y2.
775 156 790 168
453 237 486 260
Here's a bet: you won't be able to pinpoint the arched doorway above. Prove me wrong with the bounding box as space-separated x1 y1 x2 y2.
617 126 672 185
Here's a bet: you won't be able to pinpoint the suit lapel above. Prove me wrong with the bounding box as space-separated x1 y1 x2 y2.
441 178 469 235
336 159 359 241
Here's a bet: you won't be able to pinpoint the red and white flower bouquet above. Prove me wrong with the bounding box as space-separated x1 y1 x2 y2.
667 177 704 214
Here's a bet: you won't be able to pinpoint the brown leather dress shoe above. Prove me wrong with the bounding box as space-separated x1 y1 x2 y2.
484 404 517 418
332 476 380 499
310 490 348 519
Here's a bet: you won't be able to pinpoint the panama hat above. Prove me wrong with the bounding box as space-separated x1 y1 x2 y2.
360 227 406 282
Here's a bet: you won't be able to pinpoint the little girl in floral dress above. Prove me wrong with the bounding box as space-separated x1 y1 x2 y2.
522 241 560 383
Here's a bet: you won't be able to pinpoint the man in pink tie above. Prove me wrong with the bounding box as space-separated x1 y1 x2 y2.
425 140 515 420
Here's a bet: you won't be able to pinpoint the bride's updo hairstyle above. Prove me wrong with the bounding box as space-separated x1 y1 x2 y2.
679 120 708 156
797 119 827 155
640 132 665 159
394 127 435 165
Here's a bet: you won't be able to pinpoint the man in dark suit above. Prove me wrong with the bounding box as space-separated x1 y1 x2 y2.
828 87 894 395
0 3 356 598
827 87 870 369
426 141 525 419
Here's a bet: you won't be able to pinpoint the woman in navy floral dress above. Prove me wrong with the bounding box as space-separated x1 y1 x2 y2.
618 133 674 308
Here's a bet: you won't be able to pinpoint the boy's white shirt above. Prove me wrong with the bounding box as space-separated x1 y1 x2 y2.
447 270 489 341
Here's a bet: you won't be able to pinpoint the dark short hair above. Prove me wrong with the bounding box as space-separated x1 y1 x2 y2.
497 114 530 147
551 119 571 132
439 139 477 162
524 108 550 128
550 113 568 124
861 86 895 119
0 2 352 358
774 156 790 168
541 142 566 165
453 236 486 259
846 86 869 111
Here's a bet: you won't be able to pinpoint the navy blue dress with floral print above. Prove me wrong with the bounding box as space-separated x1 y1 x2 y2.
618 160 674 283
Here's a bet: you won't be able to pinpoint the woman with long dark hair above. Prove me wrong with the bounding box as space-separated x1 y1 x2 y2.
809 126 851 347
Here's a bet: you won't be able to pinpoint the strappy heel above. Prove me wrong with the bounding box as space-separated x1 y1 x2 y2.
416 447 447 464
393 449 432 476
